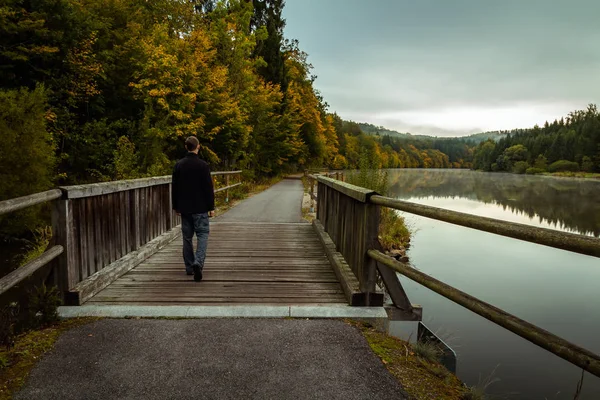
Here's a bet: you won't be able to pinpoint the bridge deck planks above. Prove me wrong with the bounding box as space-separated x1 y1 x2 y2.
88 222 347 305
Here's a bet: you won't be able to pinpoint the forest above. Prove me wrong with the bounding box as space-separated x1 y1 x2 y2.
0 0 464 204
1 0 600 239
472 105 600 174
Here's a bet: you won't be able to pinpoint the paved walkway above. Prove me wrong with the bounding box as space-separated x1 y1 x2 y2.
17 319 406 400
215 178 305 223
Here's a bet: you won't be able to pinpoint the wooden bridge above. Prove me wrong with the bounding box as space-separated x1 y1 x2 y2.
1 171 600 379
89 222 347 306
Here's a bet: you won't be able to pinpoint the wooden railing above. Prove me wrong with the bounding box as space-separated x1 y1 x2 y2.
0 171 242 305
0 190 64 298
309 174 600 378
305 170 344 214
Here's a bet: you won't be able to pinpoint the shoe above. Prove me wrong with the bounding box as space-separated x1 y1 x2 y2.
186 270 193 276
193 264 202 282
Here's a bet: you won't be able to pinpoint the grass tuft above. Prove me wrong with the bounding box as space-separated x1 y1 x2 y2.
412 340 443 364
0 318 99 400
461 366 501 400
18 227 52 267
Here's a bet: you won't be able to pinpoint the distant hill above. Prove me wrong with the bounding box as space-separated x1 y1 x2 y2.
357 122 508 143
357 122 432 140
357 122 409 138
460 131 509 143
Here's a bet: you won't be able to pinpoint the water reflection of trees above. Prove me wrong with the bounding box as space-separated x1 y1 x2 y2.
387 169 600 237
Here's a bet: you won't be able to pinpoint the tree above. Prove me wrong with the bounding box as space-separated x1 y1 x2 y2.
252 0 288 93
0 86 55 234
581 156 594 172
473 140 496 171
534 155 548 170
496 144 529 172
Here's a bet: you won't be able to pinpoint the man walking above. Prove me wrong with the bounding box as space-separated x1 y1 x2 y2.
172 136 215 282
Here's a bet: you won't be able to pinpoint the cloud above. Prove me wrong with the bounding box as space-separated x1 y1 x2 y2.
284 0 600 136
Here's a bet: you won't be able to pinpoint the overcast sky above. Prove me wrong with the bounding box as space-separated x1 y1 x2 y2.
283 0 600 137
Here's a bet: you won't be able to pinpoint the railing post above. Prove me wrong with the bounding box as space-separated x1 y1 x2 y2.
52 196 77 297
310 177 315 213
359 201 380 305
133 188 141 248
167 183 173 229
226 174 230 203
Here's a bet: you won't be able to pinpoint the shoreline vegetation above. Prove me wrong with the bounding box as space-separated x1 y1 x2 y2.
350 320 469 399
344 157 412 260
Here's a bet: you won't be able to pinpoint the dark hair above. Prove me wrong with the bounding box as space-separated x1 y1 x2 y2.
185 136 199 151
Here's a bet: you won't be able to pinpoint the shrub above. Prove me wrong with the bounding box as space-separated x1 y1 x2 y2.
548 160 580 173
533 154 548 170
512 161 529 174
379 209 411 250
28 284 62 327
525 167 545 175
346 151 389 195
581 156 594 172
113 136 139 180
0 303 19 350
0 86 55 236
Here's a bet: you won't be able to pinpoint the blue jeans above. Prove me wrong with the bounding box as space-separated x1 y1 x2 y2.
181 213 210 273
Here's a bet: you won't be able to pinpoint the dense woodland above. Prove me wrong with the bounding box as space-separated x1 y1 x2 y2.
1 0 600 238
472 105 600 174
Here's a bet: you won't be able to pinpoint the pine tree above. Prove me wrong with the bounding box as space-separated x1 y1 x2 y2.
252 0 288 93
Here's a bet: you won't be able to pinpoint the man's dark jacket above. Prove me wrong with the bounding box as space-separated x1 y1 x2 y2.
172 153 215 214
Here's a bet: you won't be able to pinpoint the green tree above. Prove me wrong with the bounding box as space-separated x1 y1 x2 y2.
252 0 288 93
0 86 55 234
534 154 548 170
581 156 594 172
496 144 529 172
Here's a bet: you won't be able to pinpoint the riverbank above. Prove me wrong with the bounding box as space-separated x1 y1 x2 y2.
472 169 600 181
352 321 469 399
541 171 600 180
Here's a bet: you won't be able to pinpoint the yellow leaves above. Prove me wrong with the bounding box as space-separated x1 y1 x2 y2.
23 45 60 55
44 110 57 123
64 32 102 103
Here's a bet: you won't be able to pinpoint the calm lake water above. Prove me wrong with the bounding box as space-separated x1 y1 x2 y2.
386 169 600 399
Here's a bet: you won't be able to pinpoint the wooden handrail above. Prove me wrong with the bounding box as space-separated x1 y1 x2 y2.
212 170 242 176
214 182 242 194
315 175 372 202
60 177 171 199
368 249 600 378
60 171 242 199
370 195 600 258
310 176 600 258
0 189 62 216
0 245 64 295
